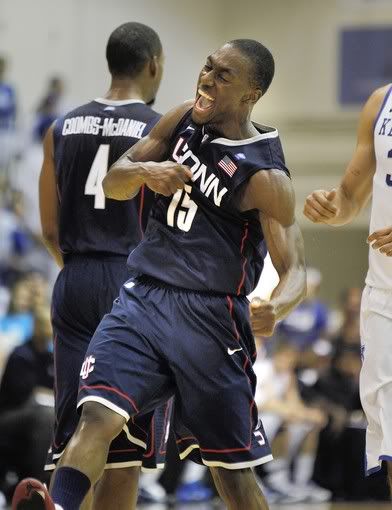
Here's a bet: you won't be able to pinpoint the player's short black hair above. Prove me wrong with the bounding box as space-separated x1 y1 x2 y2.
106 22 162 78
228 39 275 95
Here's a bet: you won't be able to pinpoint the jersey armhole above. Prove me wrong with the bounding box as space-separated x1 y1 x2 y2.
373 84 392 130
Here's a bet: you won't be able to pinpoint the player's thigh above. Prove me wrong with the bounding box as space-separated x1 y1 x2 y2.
77 287 175 421
360 287 392 412
171 293 271 467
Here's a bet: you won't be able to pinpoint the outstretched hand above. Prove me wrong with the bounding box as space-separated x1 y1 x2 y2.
368 227 392 256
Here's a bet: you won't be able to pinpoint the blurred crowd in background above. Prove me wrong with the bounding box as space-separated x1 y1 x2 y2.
0 53 389 507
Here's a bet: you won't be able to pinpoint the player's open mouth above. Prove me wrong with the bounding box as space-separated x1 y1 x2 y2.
195 89 215 112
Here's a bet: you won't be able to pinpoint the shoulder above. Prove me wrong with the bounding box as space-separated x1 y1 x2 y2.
248 168 293 198
241 168 295 224
363 84 392 122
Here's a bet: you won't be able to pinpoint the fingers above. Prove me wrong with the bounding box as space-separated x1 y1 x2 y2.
250 300 276 336
368 227 392 243
303 190 338 223
368 227 392 256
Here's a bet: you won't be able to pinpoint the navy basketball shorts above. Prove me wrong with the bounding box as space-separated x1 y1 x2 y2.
46 255 170 472
78 276 272 469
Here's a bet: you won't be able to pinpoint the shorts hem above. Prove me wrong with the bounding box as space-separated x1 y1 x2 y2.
104 461 142 470
201 454 273 470
141 463 165 473
179 443 273 469
77 395 130 421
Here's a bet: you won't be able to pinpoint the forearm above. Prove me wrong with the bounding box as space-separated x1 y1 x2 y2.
270 264 306 321
324 185 362 226
103 157 150 201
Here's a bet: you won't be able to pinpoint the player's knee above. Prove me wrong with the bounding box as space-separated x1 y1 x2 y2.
79 401 125 441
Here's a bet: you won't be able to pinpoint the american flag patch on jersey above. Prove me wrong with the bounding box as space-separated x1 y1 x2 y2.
217 155 238 177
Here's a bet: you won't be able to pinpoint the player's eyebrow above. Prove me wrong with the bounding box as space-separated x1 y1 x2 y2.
207 55 236 76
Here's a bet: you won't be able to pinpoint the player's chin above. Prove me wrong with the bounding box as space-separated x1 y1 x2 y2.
191 104 215 125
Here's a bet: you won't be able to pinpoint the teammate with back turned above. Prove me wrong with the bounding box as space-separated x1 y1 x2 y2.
13 22 170 510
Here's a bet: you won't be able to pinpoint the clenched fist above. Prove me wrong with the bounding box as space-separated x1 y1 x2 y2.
144 161 193 196
303 189 338 224
250 298 277 337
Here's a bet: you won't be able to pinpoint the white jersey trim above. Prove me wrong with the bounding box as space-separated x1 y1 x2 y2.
141 463 165 472
77 395 130 421
373 84 392 130
94 98 145 106
210 129 278 146
178 442 273 469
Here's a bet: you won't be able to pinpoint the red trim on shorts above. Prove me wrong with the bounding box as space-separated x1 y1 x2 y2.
236 222 249 295
176 436 197 444
138 185 145 238
143 415 155 458
226 296 240 341
79 384 139 413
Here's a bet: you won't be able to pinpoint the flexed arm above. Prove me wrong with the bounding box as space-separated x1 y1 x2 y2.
240 169 306 336
103 102 193 200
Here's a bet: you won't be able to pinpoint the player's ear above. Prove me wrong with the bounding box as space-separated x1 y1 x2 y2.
243 88 262 104
149 55 160 78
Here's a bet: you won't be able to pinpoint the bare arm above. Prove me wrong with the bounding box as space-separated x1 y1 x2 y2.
304 86 388 226
240 170 306 335
103 102 193 200
39 124 64 268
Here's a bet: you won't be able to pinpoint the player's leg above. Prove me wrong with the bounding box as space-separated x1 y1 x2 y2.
210 467 269 510
170 291 272 507
49 402 126 509
93 467 140 510
359 286 392 478
51 281 173 509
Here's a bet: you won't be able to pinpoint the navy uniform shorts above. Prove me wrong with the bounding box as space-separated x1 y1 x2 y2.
78 275 272 469
46 255 170 472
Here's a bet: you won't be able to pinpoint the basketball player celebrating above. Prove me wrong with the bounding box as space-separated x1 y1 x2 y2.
14 39 306 510
303 84 392 490
13 23 169 510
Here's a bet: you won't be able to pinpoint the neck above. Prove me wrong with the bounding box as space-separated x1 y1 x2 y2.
103 77 148 102
208 110 258 140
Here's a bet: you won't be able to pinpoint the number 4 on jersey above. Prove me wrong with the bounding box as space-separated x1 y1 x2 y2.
85 144 110 209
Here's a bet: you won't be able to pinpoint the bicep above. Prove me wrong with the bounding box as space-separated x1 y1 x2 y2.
39 125 59 238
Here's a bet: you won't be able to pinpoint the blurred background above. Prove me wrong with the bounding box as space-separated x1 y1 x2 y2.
0 0 392 507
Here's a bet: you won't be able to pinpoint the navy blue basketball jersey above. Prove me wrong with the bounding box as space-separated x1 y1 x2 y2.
53 98 161 256
128 110 289 295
